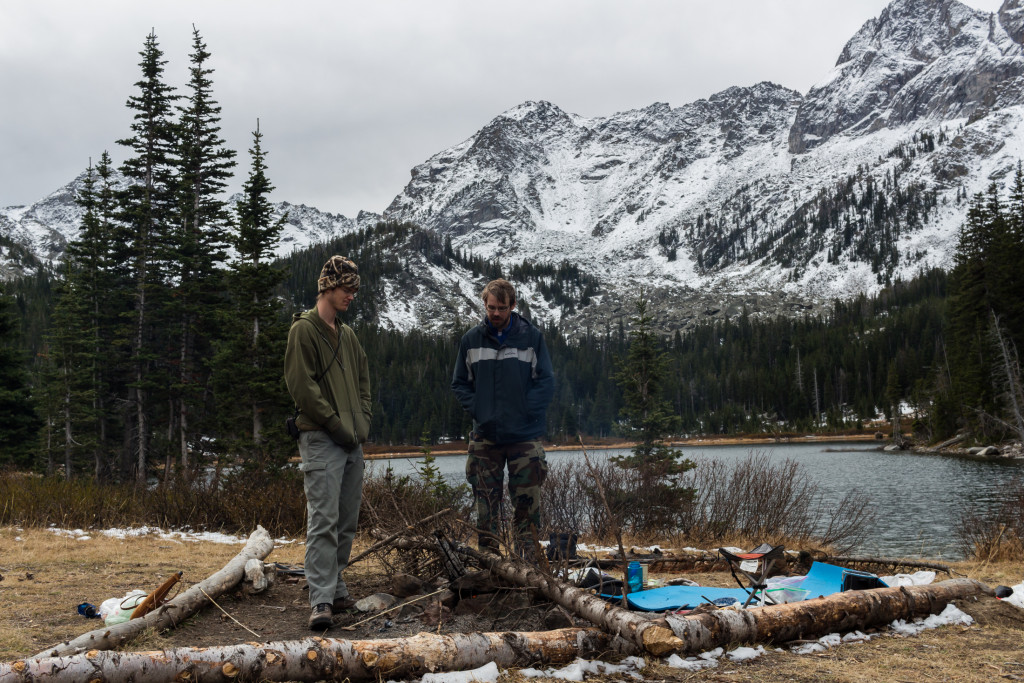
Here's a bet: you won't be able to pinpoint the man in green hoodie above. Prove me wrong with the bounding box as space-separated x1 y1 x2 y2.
284 255 371 630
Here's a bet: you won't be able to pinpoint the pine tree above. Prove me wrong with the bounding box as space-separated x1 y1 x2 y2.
39 258 96 478
211 121 289 469
0 282 42 468
167 26 237 475
613 296 694 470
605 295 695 532
58 154 129 480
116 30 180 483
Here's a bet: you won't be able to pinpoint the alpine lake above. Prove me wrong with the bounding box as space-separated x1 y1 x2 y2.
366 442 1024 561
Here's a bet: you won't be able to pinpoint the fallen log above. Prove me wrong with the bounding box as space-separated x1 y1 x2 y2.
1 628 611 683
648 556 729 573
3 567 993 681
458 546 681 656
33 525 275 659
665 578 992 654
824 555 959 576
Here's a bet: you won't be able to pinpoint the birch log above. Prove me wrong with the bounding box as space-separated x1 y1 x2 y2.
33 525 275 659
1 628 611 683
460 546 682 656
824 555 957 576
665 578 993 653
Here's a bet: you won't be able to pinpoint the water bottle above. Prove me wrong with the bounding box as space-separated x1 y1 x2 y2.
627 561 643 593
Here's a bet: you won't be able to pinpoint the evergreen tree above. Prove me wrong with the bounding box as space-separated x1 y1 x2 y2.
38 259 96 478
116 30 180 482
56 154 128 480
946 175 1024 440
167 26 237 475
211 122 289 468
0 282 42 468
611 294 695 529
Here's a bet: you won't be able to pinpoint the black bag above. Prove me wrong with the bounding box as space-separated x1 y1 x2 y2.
546 532 578 561
285 415 300 440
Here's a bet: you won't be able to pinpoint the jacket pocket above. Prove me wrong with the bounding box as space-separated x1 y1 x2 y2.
356 410 370 443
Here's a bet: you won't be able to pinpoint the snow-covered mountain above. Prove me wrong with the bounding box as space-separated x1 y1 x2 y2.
383 0 1024 332
0 170 381 279
4 0 1024 334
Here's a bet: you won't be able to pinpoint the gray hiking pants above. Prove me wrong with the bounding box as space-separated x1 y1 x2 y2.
299 430 364 607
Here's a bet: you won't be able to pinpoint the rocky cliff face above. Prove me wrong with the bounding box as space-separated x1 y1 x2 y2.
5 0 1024 334
378 0 1024 333
789 0 1024 153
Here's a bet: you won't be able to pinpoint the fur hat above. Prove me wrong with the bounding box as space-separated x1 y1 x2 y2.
318 255 360 293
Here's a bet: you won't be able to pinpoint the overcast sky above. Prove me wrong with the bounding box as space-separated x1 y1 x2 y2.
0 0 1005 218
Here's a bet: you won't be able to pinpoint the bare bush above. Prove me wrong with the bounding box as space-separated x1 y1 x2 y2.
360 460 473 536
679 452 876 552
541 450 876 552
956 476 1024 561
1 451 877 555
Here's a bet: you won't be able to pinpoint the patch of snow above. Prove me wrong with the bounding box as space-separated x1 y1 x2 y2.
48 526 296 546
519 656 646 681
420 661 499 683
890 603 973 636
664 647 723 671
726 645 768 662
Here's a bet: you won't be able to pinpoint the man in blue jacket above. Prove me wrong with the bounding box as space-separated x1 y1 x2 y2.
452 278 555 555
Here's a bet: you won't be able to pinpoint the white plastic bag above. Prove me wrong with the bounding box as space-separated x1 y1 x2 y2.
879 571 935 587
100 590 148 626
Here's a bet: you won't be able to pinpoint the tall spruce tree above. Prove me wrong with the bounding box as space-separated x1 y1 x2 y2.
38 258 96 478
613 295 691 472
946 176 1024 440
167 26 236 475
611 294 695 529
211 122 288 468
0 282 42 468
116 30 180 482
53 154 130 480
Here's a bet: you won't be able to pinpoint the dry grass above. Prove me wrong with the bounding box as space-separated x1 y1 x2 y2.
0 525 305 659
1 526 1022 682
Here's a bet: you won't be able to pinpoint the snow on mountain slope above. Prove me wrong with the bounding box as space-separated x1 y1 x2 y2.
381 0 1024 329
5 0 1024 334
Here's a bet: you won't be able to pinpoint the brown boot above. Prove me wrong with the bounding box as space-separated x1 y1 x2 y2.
308 602 332 630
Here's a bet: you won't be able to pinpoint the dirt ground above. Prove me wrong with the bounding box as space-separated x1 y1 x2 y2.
153 557 555 649
2 527 1023 682
150 566 1024 683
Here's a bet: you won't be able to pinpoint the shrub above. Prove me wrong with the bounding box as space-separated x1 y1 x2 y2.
541 451 876 552
956 476 1024 561
360 459 472 537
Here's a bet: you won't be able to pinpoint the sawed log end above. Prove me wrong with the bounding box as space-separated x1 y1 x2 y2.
641 625 684 656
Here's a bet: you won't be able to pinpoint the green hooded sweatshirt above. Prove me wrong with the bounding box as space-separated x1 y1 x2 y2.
284 309 371 449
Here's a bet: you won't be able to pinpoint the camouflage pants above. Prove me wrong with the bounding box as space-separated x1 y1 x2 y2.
466 438 547 551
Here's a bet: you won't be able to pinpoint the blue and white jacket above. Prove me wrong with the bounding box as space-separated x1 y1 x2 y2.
451 312 554 444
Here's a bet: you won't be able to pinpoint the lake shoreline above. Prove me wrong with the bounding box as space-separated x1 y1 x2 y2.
363 432 888 460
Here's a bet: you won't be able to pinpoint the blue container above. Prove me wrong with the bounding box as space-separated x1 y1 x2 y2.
627 561 643 593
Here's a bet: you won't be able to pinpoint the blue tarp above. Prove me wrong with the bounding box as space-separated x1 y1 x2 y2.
621 561 888 612
626 585 752 611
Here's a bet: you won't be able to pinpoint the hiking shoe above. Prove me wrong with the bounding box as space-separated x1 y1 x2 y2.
308 602 333 630
332 596 357 612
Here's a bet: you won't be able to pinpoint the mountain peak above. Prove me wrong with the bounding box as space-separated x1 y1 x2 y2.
790 0 1024 153
7 0 1024 336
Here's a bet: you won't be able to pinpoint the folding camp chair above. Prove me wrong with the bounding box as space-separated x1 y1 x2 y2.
718 543 785 608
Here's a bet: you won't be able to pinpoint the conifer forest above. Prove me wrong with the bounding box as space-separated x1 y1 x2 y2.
2 30 1024 484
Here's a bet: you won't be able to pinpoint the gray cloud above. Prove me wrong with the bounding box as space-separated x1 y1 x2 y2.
0 0 1004 217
